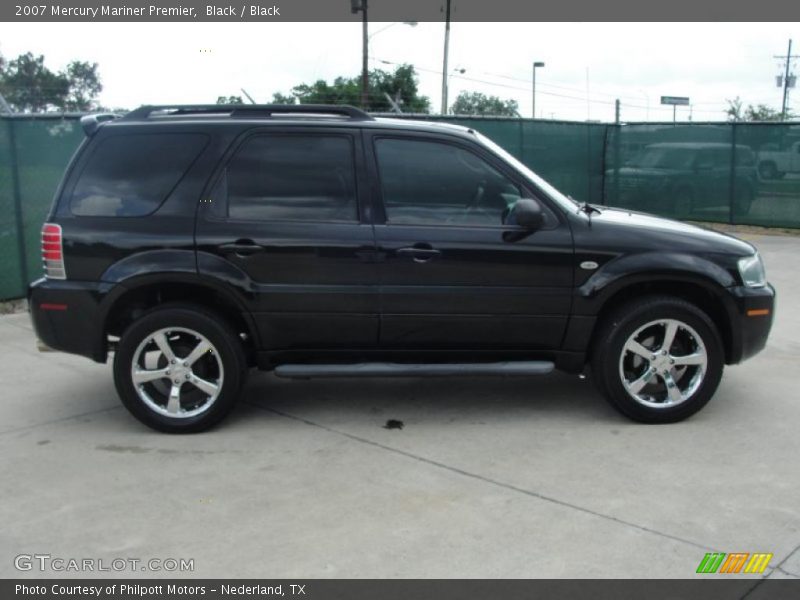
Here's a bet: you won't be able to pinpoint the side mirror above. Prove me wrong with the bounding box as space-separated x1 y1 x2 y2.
510 198 545 230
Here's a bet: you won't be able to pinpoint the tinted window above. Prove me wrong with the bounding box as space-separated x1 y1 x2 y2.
71 133 207 216
226 135 357 222
375 138 522 226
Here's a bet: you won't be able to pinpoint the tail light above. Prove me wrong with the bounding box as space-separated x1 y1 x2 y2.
41 223 66 279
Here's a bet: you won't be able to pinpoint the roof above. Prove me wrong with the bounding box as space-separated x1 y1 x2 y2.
88 104 477 140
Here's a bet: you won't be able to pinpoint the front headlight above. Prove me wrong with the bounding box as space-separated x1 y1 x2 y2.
738 253 766 288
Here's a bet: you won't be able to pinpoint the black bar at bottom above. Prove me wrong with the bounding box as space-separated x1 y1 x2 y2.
3 579 799 600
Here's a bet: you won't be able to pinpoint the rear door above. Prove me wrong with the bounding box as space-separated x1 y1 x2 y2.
365 131 574 350
196 126 378 351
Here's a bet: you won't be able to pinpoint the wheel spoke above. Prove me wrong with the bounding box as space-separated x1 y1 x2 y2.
189 375 219 397
153 332 177 362
166 383 182 414
627 368 655 394
661 321 679 353
132 367 171 385
672 352 705 366
661 371 684 404
624 339 653 360
183 339 212 367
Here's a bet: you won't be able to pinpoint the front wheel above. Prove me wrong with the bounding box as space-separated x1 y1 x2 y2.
113 305 247 433
591 296 724 423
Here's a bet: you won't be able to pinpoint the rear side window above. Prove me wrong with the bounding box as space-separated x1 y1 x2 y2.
70 133 208 217
224 135 357 222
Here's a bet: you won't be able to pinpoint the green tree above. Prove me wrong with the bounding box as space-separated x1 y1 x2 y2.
216 95 244 104
0 52 69 112
63 61 102 111
272 64 430 113
726 96 792 122
0 52 104 112
270 92 296 104
450 91 519 116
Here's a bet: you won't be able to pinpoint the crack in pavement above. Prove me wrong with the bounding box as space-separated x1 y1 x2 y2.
742 543 800 598
246 400 725 557
0 405 121 437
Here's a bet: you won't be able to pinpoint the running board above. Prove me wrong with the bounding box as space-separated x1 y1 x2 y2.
273 361 555 379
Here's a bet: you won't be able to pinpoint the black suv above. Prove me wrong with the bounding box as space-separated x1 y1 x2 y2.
29 105 775 432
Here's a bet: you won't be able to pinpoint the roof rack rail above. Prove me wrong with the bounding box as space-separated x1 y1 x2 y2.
124 104 374 121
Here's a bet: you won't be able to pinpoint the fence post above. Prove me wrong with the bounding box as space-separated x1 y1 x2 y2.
6 118 29 296
611 124 621 208
728 123 737 225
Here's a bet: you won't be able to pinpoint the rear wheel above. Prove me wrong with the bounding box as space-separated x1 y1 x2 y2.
113 305 247 433
592 296 724 423
734 187 754 216
758 161 778 180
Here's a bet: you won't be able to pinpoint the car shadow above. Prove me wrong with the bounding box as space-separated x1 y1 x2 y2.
230 371 622 429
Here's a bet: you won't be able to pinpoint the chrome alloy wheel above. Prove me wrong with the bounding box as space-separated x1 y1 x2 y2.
130 327 224 418
618 318 708 409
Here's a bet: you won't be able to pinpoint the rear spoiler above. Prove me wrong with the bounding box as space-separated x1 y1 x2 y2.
79 113 121 136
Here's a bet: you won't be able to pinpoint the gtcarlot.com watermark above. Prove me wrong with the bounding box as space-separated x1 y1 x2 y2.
14 553 194 573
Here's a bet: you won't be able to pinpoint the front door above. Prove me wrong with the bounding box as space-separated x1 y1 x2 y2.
196 127 378 351
365 132 574 350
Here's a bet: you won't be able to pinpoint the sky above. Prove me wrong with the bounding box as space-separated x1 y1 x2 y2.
0 21 798 122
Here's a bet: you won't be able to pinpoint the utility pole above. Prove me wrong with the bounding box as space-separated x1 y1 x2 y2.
774 39 799 121
351 0 369 109
532 61 545 119
441 0 451 114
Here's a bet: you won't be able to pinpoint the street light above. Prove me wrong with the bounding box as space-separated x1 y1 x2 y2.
532 61 545 119
444 67 467 114
351 2 417 110
369 21 417 43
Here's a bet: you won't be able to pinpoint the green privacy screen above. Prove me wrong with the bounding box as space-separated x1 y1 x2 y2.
603 122 800 227
0 116 84 300
1 114 799 300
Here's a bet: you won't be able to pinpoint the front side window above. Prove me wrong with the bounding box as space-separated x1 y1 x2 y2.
374 138 523 226
70 133 208 217
225 135 357 222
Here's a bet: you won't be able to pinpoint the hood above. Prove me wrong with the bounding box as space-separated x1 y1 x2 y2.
588 206 755 256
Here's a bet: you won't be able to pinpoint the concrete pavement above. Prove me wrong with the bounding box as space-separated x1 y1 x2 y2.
1 233 798 579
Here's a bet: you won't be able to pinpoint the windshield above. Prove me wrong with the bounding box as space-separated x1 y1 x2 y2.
474 132 581 211
627 147 696 169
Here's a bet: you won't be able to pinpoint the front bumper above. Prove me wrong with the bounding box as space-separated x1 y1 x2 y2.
28 278 114 363
726 283 775 364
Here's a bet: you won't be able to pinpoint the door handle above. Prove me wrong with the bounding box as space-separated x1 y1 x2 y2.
217 241 265 256
395 246 441 263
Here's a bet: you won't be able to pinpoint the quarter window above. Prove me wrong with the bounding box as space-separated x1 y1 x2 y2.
374 138 523 226
70 133 208 217
225 135 357 222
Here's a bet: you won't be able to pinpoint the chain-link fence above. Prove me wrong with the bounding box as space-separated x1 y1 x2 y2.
1 114 799 300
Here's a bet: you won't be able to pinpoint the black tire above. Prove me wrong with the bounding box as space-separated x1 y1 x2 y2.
591 296 724 423
113 304 247 433
758 161 777 180
734 188 754 216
